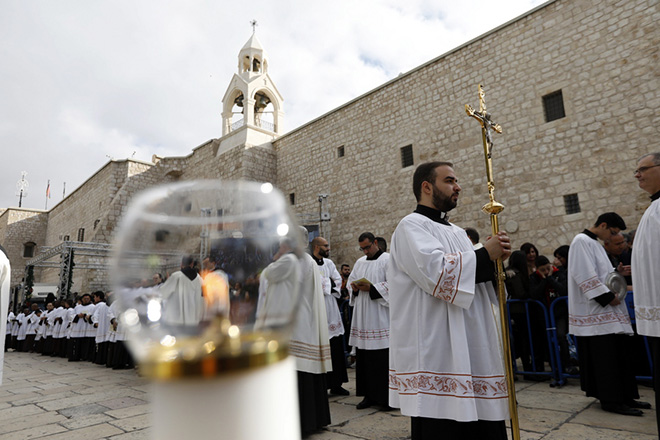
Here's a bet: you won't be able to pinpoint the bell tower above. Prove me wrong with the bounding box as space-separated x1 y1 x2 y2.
219 24 284 155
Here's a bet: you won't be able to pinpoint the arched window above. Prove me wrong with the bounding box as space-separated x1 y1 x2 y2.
23 242 36 258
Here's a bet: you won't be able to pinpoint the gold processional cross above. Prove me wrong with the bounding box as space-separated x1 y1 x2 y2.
465 84 521 440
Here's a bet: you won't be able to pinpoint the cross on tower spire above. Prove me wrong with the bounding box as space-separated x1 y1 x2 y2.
250 20 258 33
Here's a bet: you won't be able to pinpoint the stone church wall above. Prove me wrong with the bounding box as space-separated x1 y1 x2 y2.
274 0 659 266
3 0 658 293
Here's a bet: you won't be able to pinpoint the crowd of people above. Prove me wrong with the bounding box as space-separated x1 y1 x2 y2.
3 153 660 439
5 291 133 370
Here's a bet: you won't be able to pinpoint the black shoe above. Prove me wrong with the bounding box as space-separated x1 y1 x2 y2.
330 387 350 396
601 403 643 416
627 400 652 409
523 374 549 382
356 397 372 409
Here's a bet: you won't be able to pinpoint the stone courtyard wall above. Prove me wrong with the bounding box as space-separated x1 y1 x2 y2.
0 209 48 287
274 0 659 266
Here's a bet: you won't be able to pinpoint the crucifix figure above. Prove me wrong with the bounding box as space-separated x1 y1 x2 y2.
465 84 503 211
465 84 502 159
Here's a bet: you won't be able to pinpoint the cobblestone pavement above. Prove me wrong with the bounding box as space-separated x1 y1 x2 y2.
0 351 656 439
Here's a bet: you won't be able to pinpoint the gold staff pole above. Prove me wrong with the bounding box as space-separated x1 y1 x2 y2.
465 84 520 440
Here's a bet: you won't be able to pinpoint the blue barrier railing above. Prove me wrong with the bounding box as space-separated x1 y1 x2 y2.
507 298 557 382
507 295 653 387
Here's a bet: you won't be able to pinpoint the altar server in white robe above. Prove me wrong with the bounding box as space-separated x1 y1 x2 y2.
69 294 96 361
159 256 204 328
347 231 390 410
260 233 332 437
631 152 660 430
50 301 67 357
15 308 28 351
6 310 15 352
0 246 10 383
568 212 647 416
91 291 111 365
311 236 349 396
24 305 41 352
388 161 512 439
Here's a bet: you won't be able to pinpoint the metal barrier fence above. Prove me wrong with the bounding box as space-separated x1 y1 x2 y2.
507 295 653 387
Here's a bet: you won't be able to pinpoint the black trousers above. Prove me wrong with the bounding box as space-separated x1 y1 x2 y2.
647 336 660 435
298 371 330 437
411 417 507 440
576 334 639 404
325 335 348 389
356 347 389 406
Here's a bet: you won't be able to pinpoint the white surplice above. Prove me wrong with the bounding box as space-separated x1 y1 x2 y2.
16 313 27 341
387 212 508 422
259 253 331 374
568 232 632 336
0 249 10 383
50 307 65 340
92 302 112 343
159 271 204 327
632 197 660 337
347 252 390 350
318 258 344 338
257 253 299 329
70 304 97 338
291 254 331 374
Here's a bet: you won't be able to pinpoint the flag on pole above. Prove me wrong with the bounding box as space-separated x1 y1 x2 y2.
46 180 51 198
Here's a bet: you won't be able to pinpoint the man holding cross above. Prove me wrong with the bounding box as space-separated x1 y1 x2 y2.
388 161 512 439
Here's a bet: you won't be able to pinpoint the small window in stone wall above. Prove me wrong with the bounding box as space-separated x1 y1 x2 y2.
543 90 566 122
337 145 345 158
77 228 85 242
401 144 414 168
564 193 581 214
289 193 295 205
23 242 36 258
62 235 70 242
94 219 100 229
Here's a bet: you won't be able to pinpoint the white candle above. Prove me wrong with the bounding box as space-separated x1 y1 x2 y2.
152 356 300 440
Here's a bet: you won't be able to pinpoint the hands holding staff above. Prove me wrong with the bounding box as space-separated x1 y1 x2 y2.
484 231 512 261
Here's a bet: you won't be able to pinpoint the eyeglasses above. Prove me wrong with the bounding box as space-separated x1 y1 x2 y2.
359 242 374 251
634 164 660 175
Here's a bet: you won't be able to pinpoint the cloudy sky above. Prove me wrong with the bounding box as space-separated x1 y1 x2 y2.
0 0 547 211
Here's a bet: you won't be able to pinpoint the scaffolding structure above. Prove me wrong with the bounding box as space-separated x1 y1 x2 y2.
24 241 113 299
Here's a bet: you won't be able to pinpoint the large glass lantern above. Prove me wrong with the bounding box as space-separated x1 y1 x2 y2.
111 180 303 440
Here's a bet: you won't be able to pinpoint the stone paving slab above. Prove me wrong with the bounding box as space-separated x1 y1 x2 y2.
107 430 150 440
542 423 658 440
59 413 116 430
1 351 659 439
0 411 68 435
35 424 125 440
0 422 69 440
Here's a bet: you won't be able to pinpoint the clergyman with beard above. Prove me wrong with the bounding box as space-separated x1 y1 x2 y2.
387 161 513 440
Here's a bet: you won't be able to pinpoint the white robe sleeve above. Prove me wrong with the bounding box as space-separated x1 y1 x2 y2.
262 253 297 283
328 261 342 299
569 238 610 300
346 260 360 307
392 217 477 309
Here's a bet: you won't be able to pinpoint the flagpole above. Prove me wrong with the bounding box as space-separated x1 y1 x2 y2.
45 180 50 210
